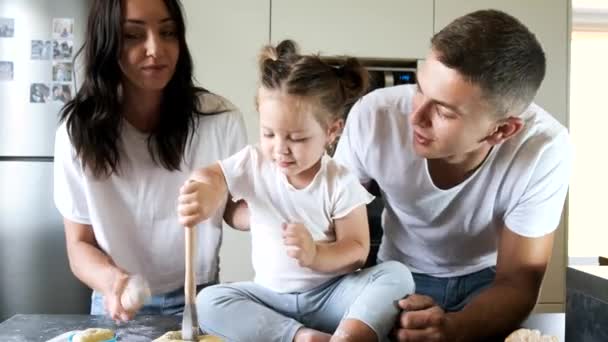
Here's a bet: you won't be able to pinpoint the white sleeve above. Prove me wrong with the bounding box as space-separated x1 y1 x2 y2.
333 99 373 185
504 131 572 237
219 145 256 202
332 165 375 219
53 123 91 224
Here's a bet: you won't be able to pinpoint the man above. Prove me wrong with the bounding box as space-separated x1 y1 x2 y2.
334 9 571 341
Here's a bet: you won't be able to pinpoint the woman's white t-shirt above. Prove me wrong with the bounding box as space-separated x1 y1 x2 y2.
54 93 247 294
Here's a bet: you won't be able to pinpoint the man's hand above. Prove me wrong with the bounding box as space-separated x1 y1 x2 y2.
282 222 317 267
394 294 454 342
103 269 135 323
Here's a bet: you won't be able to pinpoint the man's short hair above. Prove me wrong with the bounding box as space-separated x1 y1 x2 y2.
431 9 546 116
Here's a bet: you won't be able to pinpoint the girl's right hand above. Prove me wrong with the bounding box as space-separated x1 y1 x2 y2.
178 180 209 227
178 164 229 227
103 270 135 322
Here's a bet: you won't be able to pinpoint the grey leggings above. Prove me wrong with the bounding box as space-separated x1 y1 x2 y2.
196 261 415 342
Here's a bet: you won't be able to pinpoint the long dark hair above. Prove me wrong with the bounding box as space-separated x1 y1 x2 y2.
60 0 222 178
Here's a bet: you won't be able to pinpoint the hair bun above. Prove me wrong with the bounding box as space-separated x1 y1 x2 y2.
275 40 298 59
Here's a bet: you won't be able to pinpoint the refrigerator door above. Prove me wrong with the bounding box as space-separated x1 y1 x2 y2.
0 161 91 321
0 0 90 157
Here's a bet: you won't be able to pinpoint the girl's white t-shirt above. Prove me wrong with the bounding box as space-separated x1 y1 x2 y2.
54 93 247 294
334 85 572 277
220 145 374 293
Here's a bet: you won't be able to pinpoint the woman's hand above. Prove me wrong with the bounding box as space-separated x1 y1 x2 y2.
103 269 135 322
282 222 317 267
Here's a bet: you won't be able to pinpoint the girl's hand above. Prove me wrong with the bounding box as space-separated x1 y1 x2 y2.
282 222 317 267
178 180 216 227
178 165 228 227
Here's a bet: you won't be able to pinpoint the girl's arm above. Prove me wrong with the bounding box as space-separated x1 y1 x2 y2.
223 198 250 231
284 205 370 274
312 205 370 273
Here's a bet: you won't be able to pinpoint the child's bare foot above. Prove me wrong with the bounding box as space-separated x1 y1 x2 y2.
294 327 331 342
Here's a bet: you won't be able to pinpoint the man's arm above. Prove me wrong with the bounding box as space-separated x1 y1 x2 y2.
446 225 555 341
396 225 555 342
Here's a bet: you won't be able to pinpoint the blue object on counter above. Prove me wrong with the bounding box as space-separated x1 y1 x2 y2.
68 332 117 342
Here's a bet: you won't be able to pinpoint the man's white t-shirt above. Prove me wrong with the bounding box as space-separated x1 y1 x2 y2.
334 85 572 277
220 145 374 293
54 93 247 294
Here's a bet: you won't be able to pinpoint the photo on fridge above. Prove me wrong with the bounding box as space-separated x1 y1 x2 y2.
0 17 14 37
0 61 13 81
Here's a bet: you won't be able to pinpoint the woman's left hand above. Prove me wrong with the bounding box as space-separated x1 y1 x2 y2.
282 222 317 267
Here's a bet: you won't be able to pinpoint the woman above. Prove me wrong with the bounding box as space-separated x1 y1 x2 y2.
54 0 247 321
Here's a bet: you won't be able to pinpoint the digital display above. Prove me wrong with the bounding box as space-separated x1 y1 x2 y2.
394 71 416 85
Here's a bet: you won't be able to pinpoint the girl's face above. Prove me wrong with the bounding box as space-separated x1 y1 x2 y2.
119 0 179 92
257 87 341 187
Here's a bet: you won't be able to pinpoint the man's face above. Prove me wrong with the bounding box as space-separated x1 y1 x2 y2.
410 51 498 161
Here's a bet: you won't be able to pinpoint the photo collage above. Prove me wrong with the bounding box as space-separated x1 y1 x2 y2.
0 17 75 104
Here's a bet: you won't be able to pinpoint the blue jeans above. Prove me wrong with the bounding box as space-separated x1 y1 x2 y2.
90 283 215 316
196 261 415 342
412 267 496 312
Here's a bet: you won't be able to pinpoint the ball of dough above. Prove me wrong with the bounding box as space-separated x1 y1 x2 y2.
504 328 559 342
153 331 223 342
120 274 151 312
71 328 115 342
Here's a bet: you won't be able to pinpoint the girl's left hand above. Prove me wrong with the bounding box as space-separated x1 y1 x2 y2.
282 222 317 267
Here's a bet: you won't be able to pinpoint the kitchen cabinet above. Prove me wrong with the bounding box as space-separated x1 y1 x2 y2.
271 0 433 59
182 0 269 282
435 0 570 312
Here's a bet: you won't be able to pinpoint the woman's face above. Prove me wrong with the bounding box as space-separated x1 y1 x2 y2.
119 0 179 92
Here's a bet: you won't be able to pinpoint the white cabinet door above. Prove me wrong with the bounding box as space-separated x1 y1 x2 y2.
435 1 570 310
182 0 270 282
272 0 433 59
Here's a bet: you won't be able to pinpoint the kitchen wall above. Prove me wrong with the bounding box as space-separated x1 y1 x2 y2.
182 0 571 312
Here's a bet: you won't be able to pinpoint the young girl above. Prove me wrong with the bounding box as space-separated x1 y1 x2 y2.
178 40 414 342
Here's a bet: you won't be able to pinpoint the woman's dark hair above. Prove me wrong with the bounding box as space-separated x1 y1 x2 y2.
60 0 222 178
258 40 369 126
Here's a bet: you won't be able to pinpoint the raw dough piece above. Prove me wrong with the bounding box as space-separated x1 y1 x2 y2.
121 274 151 312
153 331 223 342
505 328 559 342
71 328 115 342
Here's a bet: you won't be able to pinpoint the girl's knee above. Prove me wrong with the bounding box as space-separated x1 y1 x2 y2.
196 284 236 311
376 261 415 294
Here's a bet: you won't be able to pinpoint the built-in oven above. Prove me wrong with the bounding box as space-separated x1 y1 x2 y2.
324 58 418 266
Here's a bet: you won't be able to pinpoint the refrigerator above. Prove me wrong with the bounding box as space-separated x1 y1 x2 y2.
0 0 92 321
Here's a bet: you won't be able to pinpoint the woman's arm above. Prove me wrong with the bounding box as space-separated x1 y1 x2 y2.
63 218 133 321
283 205 370 274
